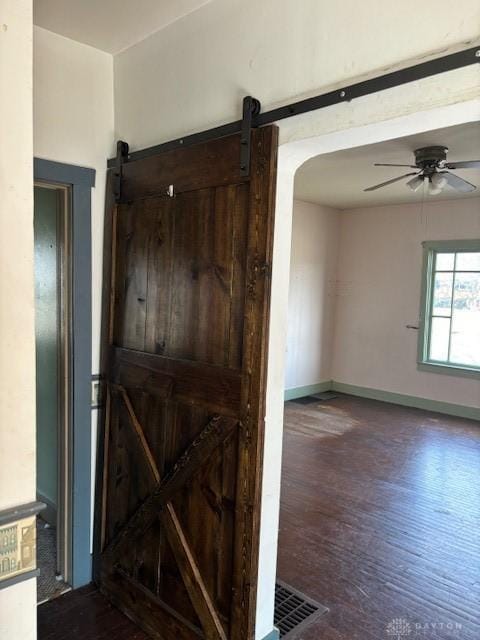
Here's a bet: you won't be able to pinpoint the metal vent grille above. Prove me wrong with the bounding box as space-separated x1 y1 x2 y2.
274 581 328 638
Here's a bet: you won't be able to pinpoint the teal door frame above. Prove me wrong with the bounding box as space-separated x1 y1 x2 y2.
34 158 95 588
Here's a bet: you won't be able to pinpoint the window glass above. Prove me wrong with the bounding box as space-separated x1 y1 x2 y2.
432 272 453 317
450 272 480 367
421 245 480 372
429 316 450 362
435 253 455 270
456 252 480 271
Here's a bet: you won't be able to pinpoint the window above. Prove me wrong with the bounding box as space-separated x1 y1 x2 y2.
419 240 480 376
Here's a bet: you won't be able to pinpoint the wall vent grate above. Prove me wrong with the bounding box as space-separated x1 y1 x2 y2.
274 581 328 638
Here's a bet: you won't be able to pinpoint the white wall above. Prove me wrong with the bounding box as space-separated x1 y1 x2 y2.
285 195 480 409
285 200 339 390
34 26 115 374
0 0 37 637
33 26 115 543
114 0 480 152
332 197 480 408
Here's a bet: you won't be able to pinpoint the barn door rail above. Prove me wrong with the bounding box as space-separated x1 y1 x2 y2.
108 45 480 175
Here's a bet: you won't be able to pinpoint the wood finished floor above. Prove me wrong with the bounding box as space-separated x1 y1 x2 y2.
277 395 480 640
37 395 480 639
37 583 149 640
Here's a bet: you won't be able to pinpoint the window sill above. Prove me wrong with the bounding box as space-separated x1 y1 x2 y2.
417 361 480 380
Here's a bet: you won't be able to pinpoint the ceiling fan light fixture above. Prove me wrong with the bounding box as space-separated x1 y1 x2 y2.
367 145 478 194
428 182 442 195
431 172 448 189
406 175 424 192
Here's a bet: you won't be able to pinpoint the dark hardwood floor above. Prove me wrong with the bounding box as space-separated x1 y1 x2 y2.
37 583 148 640
37 394 480 639
277 395 480 640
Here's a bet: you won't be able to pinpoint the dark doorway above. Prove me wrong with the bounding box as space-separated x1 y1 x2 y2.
34 159 96 603
34 183 71 603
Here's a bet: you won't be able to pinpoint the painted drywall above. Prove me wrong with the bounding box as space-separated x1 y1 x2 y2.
34 0 213 54
0 580 37 640
112 3 480 636
0 0 35 512
285 200 339 391
0 0 36 506
332 196 480 408
34 26 115 373
114 0 480 153
33 26 115 544
0 1 36 637
34 187 59 509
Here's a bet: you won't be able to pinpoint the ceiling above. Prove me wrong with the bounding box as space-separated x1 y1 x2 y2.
294 122 480 210
33 0 212 54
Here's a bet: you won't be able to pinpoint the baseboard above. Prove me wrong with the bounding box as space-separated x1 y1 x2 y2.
284 379 479 421
331 382 480 422
260 628 280 640
37 492 57 527
284 381 332 401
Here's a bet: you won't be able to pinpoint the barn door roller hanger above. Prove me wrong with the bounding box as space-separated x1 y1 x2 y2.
114 140 175 203
109 45 480 186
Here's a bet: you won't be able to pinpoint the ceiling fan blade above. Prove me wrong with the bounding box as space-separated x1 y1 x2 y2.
364 172 418 192
445 160 480 169
374 163 417 168
442 171 476 192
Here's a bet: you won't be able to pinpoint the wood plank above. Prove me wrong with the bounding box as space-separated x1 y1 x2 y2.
99 388 112 552
194 187 232 366
216 431 237 618
162 502 227 640
226 184 249 369
114 384 161 484
166 188 214 362
230 126 279 640
102 570 202 640
144 196 175 354
112 347 242 416
128 186 248 368
159 415 238 506
93 168 117 582
121 134 247 202
114 202 150 350
103 415 238 564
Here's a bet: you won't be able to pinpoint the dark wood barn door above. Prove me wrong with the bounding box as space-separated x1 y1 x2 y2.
94 126 278 640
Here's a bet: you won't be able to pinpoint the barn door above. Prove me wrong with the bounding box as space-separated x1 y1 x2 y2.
94 126 278 640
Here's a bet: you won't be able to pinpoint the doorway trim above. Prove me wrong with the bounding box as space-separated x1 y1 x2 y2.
34 158 95 589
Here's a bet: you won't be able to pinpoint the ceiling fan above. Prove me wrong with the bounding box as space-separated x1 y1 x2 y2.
364 146 480 194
